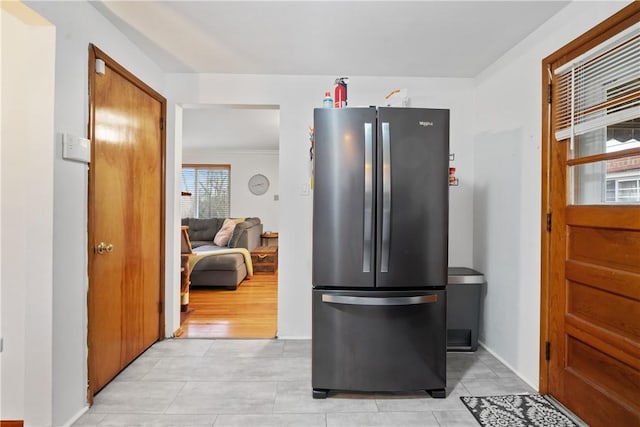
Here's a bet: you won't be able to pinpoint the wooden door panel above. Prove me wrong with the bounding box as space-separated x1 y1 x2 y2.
558 212 640 424
565 317 640 369
88 45 165 396
566 205 640 229
568 226 640 272
564 368 639 427
566 260 640 300
568 281 640 340
568 337 640 407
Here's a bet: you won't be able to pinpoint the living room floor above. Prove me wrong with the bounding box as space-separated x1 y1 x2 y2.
73 339 536 426
178 272 278 339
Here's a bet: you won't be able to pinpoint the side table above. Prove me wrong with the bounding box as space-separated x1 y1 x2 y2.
251 246 278 273
261 231 279 246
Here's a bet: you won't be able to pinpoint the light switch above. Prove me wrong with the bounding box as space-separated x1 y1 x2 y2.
63 133 91 163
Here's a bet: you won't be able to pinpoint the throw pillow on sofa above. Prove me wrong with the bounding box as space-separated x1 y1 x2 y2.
213 218 236 246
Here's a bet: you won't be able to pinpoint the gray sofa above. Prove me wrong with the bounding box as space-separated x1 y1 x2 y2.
182 217 263 289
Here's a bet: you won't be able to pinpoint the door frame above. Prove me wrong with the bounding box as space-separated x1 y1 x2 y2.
86 44 167 402
539 2 640 394
178 103 281 338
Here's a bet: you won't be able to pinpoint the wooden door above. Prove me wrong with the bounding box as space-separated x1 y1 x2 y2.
87 45 166 397
541 5 640 426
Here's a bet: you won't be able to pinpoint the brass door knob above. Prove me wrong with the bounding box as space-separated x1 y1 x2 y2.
96 242 114 254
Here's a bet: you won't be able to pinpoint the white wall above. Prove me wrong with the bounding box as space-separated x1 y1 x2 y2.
0 5 55 425
472 0 632 388
23 1 166 425
167 74 476 338
182 149 280 232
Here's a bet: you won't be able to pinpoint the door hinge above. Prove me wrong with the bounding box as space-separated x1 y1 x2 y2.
159 117 164 130
158 301 163 313
546 212 552 232
547 83 552 104
545 341 551 361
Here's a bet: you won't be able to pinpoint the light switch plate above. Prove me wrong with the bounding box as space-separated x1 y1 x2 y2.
63 133 91 163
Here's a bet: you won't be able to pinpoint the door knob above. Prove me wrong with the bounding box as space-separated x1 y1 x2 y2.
96 242 106 254
95 242 114 254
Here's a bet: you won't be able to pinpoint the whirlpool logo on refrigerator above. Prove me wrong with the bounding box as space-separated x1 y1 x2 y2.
419 121 434 127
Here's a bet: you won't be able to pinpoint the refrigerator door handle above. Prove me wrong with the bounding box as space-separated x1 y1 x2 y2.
363 122 373 273
322 294 437 306
381 122 391 273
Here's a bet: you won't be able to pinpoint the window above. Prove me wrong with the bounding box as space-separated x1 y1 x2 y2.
554 23 640 205
607 177 640 202
181 164 230 218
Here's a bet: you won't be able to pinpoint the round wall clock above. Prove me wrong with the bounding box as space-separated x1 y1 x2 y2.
248 173 270 195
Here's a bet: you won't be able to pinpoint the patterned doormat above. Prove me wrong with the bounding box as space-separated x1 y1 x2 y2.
460 394 580 427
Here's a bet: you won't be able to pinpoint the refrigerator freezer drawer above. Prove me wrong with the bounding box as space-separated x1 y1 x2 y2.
312 289 446 395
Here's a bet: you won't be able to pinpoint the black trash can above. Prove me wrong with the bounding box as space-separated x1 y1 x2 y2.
447 267 486 351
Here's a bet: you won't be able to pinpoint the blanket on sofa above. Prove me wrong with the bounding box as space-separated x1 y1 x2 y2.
188 247 254 277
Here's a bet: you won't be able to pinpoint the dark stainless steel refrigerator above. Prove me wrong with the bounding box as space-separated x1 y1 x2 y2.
312 107 449 398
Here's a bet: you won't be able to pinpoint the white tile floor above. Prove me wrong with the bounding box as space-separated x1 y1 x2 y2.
74 339 536 427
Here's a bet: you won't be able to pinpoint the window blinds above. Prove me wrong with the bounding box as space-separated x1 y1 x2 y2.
181 166 230 218
554 22 640 142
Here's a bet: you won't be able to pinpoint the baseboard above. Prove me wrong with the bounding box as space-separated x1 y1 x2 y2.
478 340 539 391
274 335 311 340
62 405 89 427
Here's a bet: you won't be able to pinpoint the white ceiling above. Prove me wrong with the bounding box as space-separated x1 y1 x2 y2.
91 0 570 150
93 1 569 77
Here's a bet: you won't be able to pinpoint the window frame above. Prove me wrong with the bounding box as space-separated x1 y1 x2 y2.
181 164 231 219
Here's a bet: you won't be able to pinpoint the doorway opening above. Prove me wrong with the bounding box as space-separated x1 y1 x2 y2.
178 104 280 339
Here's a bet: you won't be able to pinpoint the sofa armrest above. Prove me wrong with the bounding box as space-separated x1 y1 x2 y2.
229 217 263 251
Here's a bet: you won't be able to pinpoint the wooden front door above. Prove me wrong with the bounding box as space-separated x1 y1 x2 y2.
541 5 640 426
87 45 166 397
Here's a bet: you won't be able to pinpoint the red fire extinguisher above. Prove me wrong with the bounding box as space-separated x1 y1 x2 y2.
334 77 348 108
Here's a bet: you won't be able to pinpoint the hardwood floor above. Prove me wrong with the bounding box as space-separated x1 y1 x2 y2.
177 272 278 339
